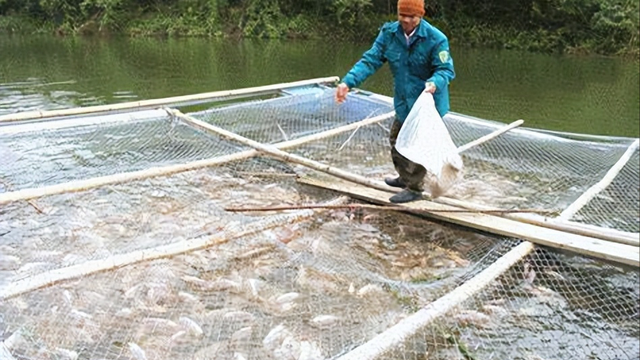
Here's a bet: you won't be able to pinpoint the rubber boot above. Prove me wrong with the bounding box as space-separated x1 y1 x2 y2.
384 177 406 188
389 189 423 203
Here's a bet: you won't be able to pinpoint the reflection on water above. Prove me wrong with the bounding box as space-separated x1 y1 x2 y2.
0 36 638 136
0 35 638 360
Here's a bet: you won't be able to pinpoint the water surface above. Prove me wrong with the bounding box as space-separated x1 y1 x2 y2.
0 36 638 137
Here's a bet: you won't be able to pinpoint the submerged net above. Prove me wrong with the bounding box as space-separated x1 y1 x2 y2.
0 82 638 360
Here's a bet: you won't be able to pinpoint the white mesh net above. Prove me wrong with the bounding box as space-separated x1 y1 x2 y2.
0 80 638 360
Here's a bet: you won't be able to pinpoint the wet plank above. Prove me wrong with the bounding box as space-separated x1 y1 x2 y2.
298 177 640 268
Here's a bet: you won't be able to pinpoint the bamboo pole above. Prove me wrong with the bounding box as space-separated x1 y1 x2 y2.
0 109 168 135
560 139 639 220
0 178 43 214
0 342 17 360
2 104 634 245
554 219 638 243
0 111 394 205
236 172 299 178
456 119 524 153
337 139 640 360
168 111 522 196
168 108 401 194
298 176 639 266
174 111 637 245
0 196 348 301
439 197 640 247
224 203 556 215
0 77 339 123
337 241 536 360
172 109 638 247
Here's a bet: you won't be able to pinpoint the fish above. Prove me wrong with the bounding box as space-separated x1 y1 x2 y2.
170 330 187 343
231 327 253 343
453 310 492 328
54 348 78 360
182 275 242 293
141 317 180 335
178 291 199 303
115 308 134 318
179 316 204 337
275 292 301 304
128 342 147 360
222 310 255 324
298 341 324 360
523 262 536 285
234 246 274 260
274 335 300 360
310 315 340 329
0 255 20 271
263 324 291 353
357 284 385 297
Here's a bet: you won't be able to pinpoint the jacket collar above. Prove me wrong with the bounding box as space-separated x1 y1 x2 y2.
394 19 429 46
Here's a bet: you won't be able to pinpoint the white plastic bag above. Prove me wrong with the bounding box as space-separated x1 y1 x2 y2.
395 92 463 198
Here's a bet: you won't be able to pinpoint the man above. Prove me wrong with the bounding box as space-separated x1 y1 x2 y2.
335 0 455 203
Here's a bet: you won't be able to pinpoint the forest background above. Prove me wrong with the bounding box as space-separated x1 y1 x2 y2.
0 0 638 56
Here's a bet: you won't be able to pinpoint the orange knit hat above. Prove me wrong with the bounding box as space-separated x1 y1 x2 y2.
397 0 425 17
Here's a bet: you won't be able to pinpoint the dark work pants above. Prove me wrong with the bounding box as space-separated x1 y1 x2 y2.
389 119 426 192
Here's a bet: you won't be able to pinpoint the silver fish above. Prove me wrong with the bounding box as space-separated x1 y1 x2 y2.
128 342 147 360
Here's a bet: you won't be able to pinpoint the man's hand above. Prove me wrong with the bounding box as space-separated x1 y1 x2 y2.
424 81 436 94
335 83 349 104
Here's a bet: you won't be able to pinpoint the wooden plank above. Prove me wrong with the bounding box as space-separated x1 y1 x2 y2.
298 177 640 268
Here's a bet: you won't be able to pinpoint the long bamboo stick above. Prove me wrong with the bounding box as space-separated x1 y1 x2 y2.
168 110 523 195
0 111 394 205
337 241 536 360
0 178 43 214
174 112 637 245
175 108 639 246
224 203 556 215
337 139 640 360
168 108 403 193
0 77 339 123
560 139 639 220
0 342 17 360
0 196 348 301
439 197 639 247
0 109 167 135
2 105 635 246
369 94 639 245
456 119 524 153
551 219 638 244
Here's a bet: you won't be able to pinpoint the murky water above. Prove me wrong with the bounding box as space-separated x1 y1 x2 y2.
0 36 638 136
0 36 638 360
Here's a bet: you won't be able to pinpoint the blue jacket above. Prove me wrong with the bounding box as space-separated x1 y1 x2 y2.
342 19 455 122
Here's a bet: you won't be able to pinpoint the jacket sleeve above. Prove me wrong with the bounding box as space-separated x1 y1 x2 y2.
427 38 455 92
341 28 387 89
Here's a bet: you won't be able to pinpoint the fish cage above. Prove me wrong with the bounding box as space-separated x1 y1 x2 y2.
0 77 638 360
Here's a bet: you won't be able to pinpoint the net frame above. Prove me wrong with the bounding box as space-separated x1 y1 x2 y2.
1 77 638 360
